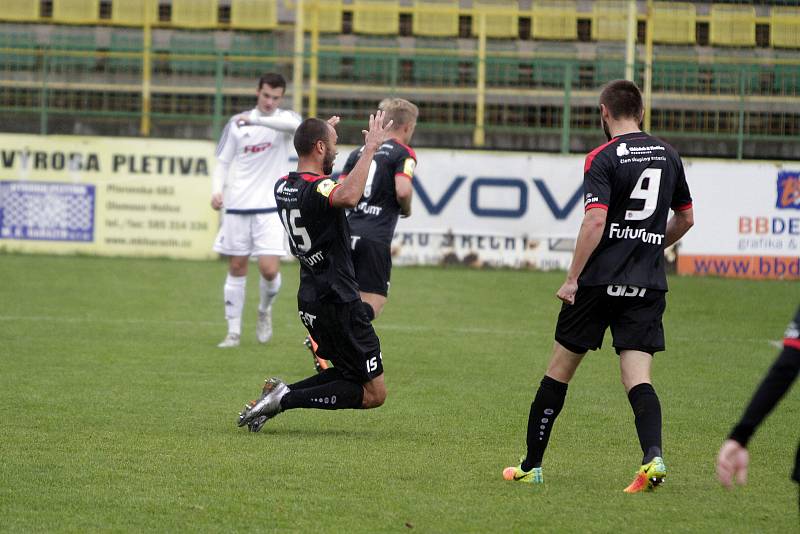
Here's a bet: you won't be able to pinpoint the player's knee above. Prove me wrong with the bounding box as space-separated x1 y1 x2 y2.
362 386 387 409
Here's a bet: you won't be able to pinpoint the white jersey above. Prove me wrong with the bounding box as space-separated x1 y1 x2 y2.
215 107 300 212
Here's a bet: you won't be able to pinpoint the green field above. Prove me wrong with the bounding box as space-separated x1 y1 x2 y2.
0 254 798 532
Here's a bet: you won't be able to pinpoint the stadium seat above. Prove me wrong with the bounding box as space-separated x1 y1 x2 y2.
710 5 755 47
49 30 99 74
771 7 800 49
171 0 217 28
594 44 627 85
1 0 39 22
531 0 577 41
107 32 143 74
169 32 218 75
110 0 157 25
352 0 399 35
230 0 277 30
304 0 343 33
710 62 762 95
413 38 468 85
0 31 38 72
773 63 800 96
472 0 519 39
591 0 629 42
227 33 279 78
412 0 459 38
52 0 99 24
651 2 696 45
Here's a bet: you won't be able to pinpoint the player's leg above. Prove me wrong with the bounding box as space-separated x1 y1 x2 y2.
505 286 606 484
612 289 667 492
213 213 253 347
255 254 281 343
252 213 287 343
353 238 390 320
359 292 385 320
219 255 249 347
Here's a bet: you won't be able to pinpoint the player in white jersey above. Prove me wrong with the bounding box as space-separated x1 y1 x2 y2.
211 73 301 348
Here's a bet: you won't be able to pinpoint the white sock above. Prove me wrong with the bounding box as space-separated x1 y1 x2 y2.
224 274 246 335
259 272 281 312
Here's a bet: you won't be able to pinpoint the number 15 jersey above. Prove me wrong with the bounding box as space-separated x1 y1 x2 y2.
275 172 360 303
579 132 693 291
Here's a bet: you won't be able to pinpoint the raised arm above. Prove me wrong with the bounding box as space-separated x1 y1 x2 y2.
330 110 393 209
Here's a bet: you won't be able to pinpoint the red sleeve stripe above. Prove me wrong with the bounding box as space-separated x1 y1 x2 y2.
395 172 413 180
392 138 417 160
785 337 800 350
673 202 693 212
328 184 342 207
585 203 608 211
584 139 616 173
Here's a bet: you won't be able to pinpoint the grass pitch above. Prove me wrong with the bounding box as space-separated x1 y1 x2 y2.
0 254 798 532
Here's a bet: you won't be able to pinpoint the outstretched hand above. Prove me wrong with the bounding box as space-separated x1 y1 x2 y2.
327 116 340 128
362 110 393 152
716 439 750 489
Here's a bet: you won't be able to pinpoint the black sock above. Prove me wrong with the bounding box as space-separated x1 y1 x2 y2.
288 368 344 390
627 382 663 464
522 375 568 471
280 379 364 410
361 301 375 321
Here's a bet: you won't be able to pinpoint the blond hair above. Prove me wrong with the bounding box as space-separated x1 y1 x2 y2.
378 98 418 128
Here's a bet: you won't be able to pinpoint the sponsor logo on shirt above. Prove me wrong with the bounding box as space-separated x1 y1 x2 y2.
584 193 599 206
608 222 664 245
243 142 273 154
616 143 630 156
316 179 337 198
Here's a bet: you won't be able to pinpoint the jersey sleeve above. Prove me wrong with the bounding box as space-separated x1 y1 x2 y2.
393 148 417 181
340 149 361 180
215 117 237 164
309 178 342 211
670 157 693 211
583 149 612 211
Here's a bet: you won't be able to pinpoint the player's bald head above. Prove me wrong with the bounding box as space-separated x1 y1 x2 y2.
294 118 334 156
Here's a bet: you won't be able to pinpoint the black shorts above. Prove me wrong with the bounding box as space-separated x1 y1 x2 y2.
351 236 391 296
298 297 383 383
793 441 799 484
555 285 666 355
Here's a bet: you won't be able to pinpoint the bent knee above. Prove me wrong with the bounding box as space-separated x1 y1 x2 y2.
362 389 387 409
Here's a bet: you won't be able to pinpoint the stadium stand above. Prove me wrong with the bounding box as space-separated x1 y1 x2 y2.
0 0 798 159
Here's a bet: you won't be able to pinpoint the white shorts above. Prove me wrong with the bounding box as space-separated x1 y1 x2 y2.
213 211 288 257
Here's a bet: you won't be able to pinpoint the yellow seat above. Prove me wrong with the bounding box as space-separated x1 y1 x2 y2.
413 0 459 37
171 0 217 28
771 7 800 49
473 0 518 38
651 2 695 45
710 5 755 47
1 0 39 22
304 0 343 33
52 0 99 24
592 0 629 42
531 0 577 41
353 0 399 35
230 0 277 29
111 0 157 26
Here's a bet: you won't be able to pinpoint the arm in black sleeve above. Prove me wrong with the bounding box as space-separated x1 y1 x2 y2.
728 345 800 447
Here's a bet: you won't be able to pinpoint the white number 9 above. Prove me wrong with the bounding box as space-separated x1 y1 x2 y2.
625 168 662 221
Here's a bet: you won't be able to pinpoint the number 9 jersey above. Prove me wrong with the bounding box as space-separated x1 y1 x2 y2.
579 132 693 291
274 172 360 303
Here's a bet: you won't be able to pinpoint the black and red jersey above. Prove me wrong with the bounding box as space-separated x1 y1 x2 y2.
341 138 416 244
579 131 692 291
274 172 359 303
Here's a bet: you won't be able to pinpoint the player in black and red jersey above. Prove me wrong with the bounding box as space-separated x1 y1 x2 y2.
237 110 395 432
717 305 800 506
305 98 418 371
502 80 695 491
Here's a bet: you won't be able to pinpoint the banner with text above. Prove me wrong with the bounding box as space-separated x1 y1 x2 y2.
0 134 218 259
677 161 799 280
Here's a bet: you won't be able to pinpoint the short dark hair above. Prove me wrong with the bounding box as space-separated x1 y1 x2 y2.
294 118 330 156
599 79 643 120
258 72 286 91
